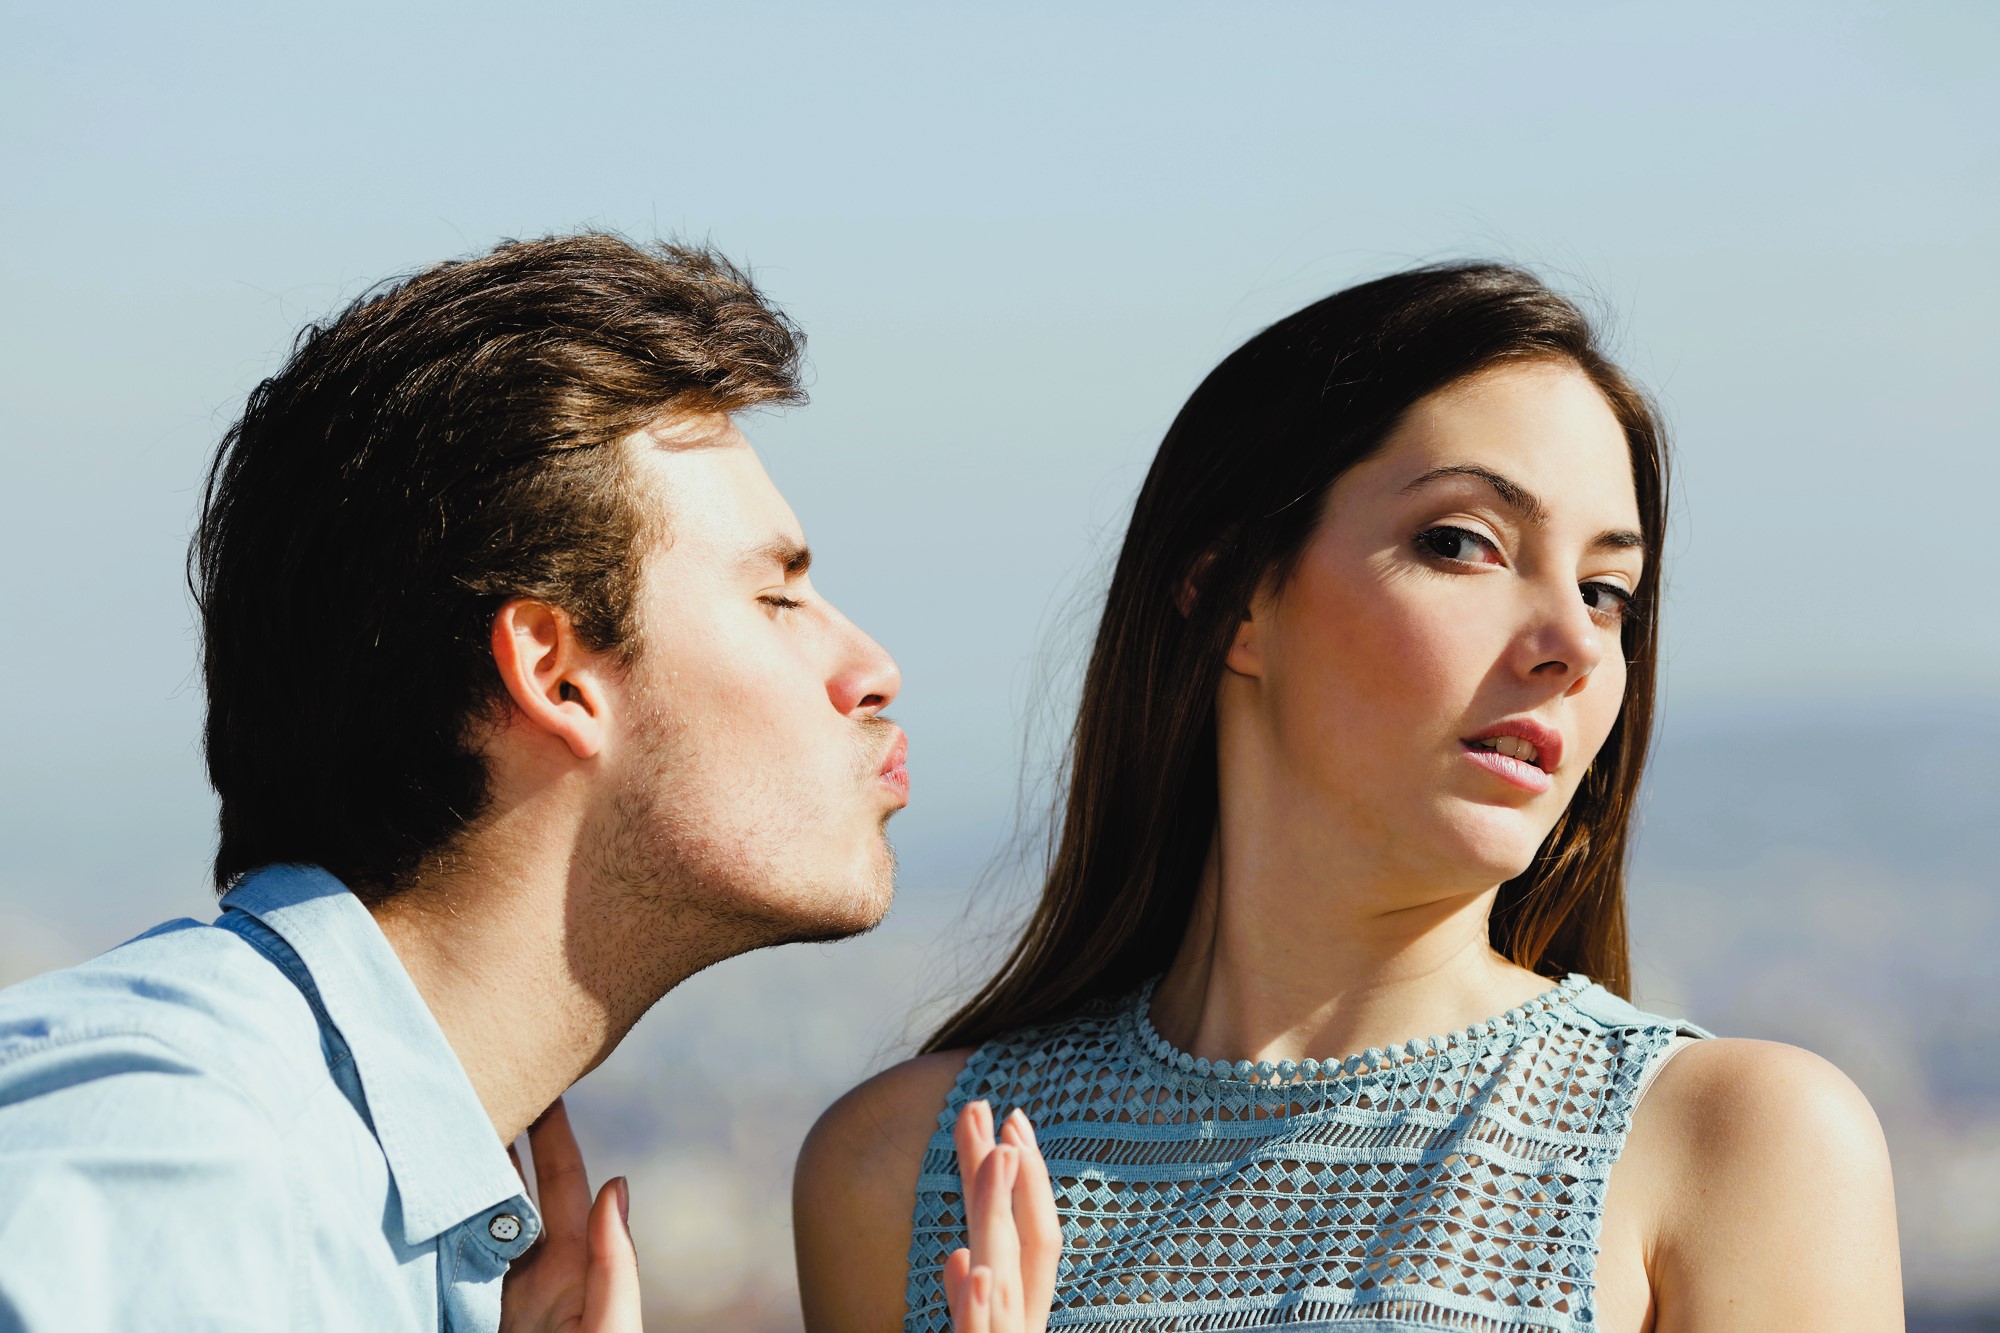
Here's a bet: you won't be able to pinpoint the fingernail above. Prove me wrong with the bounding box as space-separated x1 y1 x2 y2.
1008 1107 1037 1145
614 1176 630 1228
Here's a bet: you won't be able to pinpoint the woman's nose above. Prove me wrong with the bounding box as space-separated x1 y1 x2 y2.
1520 583 1607 693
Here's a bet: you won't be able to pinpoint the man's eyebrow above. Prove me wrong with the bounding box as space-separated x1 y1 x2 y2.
744 536 812 577
1400 463 1646 552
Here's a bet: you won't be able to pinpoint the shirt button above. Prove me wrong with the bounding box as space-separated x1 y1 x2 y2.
488 1213 523 1243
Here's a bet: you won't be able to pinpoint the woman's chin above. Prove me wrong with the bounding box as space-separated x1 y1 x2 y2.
1427 804 1554 885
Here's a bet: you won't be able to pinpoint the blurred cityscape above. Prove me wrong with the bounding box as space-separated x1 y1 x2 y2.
3 703 1994 1326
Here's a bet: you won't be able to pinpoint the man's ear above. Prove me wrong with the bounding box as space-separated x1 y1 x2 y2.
489 599 608 760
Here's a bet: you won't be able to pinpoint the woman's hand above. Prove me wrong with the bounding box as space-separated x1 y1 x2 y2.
499 1098 643 1333
942 1100 1061 1333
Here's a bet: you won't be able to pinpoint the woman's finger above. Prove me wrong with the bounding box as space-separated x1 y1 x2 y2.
953 1099 996 1213
967 1144 1022 1279
527 1098 595 1245
581 1177 642 1333
942 1246 973 1323
961 1264 995 1333
1000 1109 1061 1327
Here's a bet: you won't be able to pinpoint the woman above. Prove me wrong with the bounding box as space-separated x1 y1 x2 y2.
795 264 1902 1332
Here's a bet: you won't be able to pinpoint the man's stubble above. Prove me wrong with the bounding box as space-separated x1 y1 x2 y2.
572 690 898 1022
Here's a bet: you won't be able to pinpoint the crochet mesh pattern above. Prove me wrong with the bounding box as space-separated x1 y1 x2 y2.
904 975 1706 1332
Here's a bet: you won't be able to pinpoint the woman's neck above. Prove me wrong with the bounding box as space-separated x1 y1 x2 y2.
1149 802 1556 1070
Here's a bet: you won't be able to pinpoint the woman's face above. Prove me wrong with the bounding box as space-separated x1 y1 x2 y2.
1229 359 1645 892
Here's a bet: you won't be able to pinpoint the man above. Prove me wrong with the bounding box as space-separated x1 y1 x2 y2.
0 234 908 1330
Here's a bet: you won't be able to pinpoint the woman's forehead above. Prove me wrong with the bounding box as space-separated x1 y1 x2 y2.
1356 362 1639 523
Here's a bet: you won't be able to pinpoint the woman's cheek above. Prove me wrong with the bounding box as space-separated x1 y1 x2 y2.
1280 576 1463 742
1362 582 1488 708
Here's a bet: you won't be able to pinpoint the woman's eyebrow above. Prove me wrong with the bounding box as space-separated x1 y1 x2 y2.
1400 463 1645 552
1592 529 1648 552
1400 463 1548 524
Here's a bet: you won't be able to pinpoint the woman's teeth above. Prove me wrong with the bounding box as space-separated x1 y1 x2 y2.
1473 736 1542 767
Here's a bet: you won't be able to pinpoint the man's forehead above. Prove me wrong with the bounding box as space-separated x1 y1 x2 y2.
626 413 805 554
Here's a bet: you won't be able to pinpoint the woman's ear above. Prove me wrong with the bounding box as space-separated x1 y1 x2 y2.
1223 608 1265 678
489 598 608 760
1222 576 1278 679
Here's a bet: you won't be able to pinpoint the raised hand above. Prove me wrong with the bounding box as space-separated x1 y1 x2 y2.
499 1098 643 1333
942 1100 1061 1333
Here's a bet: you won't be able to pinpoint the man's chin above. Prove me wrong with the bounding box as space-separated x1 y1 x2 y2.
763 887 892 949
764 854 897 947
823 864 897 938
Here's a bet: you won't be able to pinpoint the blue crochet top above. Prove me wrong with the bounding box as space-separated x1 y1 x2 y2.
903 974 1709 1332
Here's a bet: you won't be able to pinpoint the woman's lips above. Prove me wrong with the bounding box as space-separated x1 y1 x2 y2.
1461 741 1553 794
1462 717 1564 773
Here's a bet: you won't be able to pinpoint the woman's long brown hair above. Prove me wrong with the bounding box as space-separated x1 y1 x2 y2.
925 263 1668 1054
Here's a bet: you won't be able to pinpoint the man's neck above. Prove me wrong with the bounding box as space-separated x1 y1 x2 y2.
367 880 602 1144
362 821 722 1144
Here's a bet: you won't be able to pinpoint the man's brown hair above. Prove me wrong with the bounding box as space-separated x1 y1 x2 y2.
191 233 804 897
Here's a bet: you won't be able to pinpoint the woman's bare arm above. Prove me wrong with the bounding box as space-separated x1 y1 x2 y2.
1644 1037 1902 1332
794 1050 976 1333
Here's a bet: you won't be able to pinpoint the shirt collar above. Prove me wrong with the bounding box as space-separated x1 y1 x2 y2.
220 863 535 1247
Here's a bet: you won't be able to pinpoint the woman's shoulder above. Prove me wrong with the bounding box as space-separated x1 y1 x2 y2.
798 991 1135 1191
1621 1036 1902 1326
798 1046 976 1185
794 1048 976 1333
1634 1035 1890 1187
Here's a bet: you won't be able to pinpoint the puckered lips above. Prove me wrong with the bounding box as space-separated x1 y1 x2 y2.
876 728 910 807
1460 717 1563 795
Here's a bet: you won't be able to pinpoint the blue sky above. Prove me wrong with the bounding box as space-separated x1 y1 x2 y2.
2 1 1995 947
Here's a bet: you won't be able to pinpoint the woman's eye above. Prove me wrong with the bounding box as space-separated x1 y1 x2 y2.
1580 581 1633 622
1415 525 1502 566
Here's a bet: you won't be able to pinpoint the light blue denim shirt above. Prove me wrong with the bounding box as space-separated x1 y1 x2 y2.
0 864 542 1331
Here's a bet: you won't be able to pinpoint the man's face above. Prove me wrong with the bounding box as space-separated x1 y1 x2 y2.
586 414 905 946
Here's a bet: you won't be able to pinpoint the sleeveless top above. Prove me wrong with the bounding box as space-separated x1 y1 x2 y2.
903 974 1711 1333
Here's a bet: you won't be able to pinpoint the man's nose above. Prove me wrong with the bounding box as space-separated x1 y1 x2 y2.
827 616 901 717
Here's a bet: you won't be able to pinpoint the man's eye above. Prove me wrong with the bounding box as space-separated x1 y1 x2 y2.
760 594 804 613
1415 525 1503 565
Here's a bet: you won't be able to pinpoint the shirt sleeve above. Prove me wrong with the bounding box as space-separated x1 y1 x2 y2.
0 1031 293 1332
